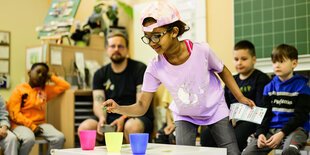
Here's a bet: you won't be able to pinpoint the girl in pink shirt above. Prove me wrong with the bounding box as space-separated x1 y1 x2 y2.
103 2 254 155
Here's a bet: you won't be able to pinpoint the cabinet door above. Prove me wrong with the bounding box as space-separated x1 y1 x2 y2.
47 89 94 148
47 90 75 148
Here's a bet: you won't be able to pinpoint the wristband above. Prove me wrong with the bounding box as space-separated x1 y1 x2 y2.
121 115 128 119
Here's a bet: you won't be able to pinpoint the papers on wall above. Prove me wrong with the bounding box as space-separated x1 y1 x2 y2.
75 52 85 78
85 60 100 77
168 0 207 42
229 103 267 124
0 46 9 59
42 44 48 62
85 60 101 89
0 32 10 44
26 46 43 70
0 60 9 73
51 47 62 65
0 31 10 75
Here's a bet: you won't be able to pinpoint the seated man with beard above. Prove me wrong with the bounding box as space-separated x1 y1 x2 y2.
77 32 154 144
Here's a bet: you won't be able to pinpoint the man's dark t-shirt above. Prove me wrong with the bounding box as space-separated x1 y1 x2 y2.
93 58 154 122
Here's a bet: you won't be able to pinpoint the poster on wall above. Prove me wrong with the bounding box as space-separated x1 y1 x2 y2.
0 31 10 44
26 47 43 70
0 46 9 59
0 30 10 75
51 47 63 65
37 0 81 38
168 0 206 42
0 60 9 73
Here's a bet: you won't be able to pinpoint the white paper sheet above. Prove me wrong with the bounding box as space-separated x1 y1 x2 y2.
75 52 85 77
229 103 267 124
0 60 9 73
51 48 62 65
26 47 43 70
0 46 9 59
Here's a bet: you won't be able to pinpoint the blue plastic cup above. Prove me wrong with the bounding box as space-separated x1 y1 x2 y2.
129 133 149 154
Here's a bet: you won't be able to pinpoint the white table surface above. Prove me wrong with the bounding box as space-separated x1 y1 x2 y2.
52 143 227 155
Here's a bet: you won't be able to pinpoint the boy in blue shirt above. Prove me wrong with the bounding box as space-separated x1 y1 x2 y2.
242 44 310 155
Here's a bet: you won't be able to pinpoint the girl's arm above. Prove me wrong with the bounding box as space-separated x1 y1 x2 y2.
218 65 255 107
103 91 154 116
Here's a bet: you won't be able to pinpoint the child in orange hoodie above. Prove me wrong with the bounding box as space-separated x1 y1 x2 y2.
7 63 70 155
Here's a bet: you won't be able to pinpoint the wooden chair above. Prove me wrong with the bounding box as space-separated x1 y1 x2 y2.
35 137 49 155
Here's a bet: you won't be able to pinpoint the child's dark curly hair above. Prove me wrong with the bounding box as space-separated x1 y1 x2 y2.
31 63 49 72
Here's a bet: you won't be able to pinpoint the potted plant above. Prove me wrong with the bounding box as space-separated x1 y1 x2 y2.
106 3 118 27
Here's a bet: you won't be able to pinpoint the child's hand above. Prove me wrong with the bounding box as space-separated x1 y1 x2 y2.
47 72 52 80
257 134 267 148
34 126 44 136
102 99 120 113
238 96 255 108
266 131 284 149
0 125 8 139
164 123 175 135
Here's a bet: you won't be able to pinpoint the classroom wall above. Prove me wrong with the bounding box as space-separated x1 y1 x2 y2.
0 0 133 99
206 0 235 73
0 0 235 99
0 0 49 99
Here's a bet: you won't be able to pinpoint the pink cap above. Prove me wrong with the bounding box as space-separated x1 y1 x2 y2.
140 1 182 32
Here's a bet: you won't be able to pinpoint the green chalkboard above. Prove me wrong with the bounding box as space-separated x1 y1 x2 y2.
234 0 310 58
38 0 80 38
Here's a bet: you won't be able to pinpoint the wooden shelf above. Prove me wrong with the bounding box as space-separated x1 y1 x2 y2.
47 89 93 148
74 89 92 96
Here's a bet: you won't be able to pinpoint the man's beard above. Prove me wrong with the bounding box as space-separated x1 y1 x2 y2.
111 56 126 64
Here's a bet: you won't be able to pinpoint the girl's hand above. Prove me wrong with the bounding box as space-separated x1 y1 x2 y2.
238 96 255 108
102 99 120 113
164 123 175 135
257 134 267 148
0 126 8 139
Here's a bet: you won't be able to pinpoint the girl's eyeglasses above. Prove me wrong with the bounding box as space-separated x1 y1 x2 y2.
141 28 172 44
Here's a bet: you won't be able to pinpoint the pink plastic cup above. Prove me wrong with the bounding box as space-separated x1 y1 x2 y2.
79 130 97 150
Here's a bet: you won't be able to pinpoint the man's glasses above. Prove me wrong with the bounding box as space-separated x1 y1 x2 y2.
141 28 172 44
108 45 125 50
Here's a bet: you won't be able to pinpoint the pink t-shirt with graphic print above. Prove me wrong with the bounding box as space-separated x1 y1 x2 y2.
142 41 229 125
